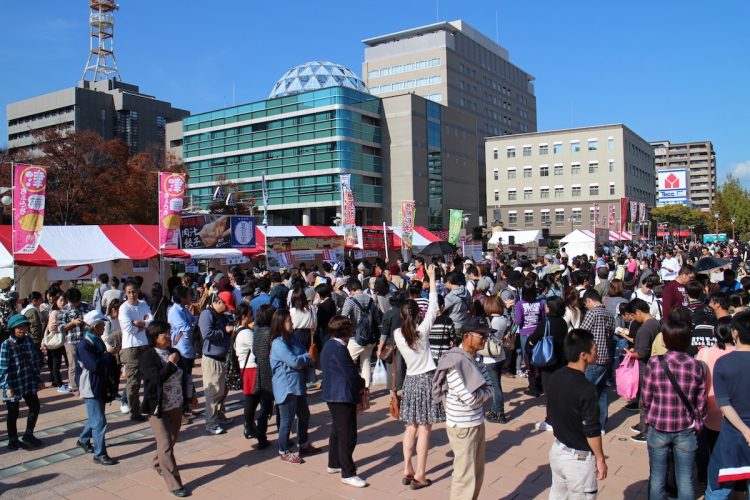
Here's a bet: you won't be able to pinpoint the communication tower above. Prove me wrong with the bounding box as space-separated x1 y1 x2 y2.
82 0 121 81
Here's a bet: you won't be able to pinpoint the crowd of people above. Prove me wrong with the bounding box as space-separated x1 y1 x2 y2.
1 238 750 498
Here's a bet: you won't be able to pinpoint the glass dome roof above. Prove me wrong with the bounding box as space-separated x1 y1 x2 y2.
269 61 369 99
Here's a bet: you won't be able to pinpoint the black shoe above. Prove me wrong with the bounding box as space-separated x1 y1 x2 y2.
523 389 541 397
7 439 28 451
256 438 271 450
21 435 42 448
630 432 647 443
243 424 256 440
76 440 94 453
130 414 147 423
624 401 639 412
172 488 190 497
93 455 118 466
630 423 643 433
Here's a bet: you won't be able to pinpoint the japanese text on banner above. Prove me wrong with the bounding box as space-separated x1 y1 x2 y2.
158 172 185 249
339 174 358 245
400 201 415 250
13 164 47 255
448 209 463 245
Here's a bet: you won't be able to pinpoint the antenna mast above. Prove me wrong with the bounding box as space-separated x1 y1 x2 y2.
82 0 121 81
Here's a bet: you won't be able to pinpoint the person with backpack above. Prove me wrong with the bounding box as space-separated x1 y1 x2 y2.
91 274 110 315
341 279 381 390
443 272 471 336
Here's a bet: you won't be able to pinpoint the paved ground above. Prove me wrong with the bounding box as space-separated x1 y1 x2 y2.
0 361 651 499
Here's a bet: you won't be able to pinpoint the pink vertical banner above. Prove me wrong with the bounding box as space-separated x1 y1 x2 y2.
630 201 638 224
13 164 48 255
158 172 186 249
608 204 616 227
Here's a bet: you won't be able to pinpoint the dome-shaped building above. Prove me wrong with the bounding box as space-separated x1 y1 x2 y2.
268 61 369 99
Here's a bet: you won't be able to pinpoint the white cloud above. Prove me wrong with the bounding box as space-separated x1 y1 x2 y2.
730 161 750 179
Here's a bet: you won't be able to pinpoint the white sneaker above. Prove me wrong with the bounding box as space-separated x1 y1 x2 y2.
534 421 553 432
340 476 367 488
120 402 130 414
57 385 71 394
326 467 341 474
206 425 225 435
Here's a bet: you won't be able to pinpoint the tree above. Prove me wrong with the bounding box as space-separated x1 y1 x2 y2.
650 204 711 234
714 175 750 238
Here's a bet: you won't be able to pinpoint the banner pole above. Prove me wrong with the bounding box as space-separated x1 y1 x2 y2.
10 162 15 284
383 222 389 262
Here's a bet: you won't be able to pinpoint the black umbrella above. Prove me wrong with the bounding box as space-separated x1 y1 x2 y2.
695 256 730 273
419 241 458 257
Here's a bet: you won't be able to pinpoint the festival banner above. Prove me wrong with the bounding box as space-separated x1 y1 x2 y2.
339 174 358 246
593 203 600 227
179 215 234 249
362 227 395 251
620 197 629 232
13 164 48 254
158 172 185 249
630 201 638 224
608 204 616 227
639 202 646 221
230 216 256 248
400 200 416 259
448 209 463 245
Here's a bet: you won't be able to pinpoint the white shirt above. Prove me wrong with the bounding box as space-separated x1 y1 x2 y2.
394 292 438 376
290 307 317 330
234 326 256 368
634 288 662 320
119 300 152 348
661 257 680 281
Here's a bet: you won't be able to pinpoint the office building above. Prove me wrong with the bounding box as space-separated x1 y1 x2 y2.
651 140 716 211
6 79 189 157
363 20 537 225
485 124 656 237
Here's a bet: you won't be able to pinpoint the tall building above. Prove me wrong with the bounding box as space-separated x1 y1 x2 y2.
362 20 537 226
485 124 656 237
6 80 189 157
651 140 716 211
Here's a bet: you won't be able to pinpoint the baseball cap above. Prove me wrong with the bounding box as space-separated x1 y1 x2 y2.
462 318 496 336
217 291 236 312
84 310 108 327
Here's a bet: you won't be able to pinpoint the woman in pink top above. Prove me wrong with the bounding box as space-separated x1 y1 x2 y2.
695 317 734 484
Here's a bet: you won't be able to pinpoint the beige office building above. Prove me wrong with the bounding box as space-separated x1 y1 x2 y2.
486 124 656 238
651 140 716 211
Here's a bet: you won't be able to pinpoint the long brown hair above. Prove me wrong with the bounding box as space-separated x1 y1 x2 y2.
270 309 293 345
400 299 421 349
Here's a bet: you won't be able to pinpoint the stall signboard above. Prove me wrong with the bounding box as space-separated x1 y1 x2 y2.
703 233 728 243
180 215 255 249
133 260 150 273
185 261 199 274
362 228 395 251
230 216 256 248
267 236 343 253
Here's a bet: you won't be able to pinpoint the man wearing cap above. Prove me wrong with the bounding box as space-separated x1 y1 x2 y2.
119 279 152 422
199 291 235 435
432 318 494 500
0 314 43 450
76 310 118 465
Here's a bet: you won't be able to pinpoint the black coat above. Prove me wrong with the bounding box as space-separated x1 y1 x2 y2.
527 316 568 372
140 347 189 417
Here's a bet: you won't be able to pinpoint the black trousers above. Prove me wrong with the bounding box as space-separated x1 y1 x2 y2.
182 357 195 413
244 392 273 441
6 393 41 439
47 348 64 386
327 402 358 478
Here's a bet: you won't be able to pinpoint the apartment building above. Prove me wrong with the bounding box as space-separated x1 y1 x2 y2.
651 140 716 211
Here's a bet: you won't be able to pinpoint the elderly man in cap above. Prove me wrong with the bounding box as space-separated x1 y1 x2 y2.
432 318 494 500
76 310 119 465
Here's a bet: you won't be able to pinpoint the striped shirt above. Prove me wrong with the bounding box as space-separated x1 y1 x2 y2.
444 358 493 428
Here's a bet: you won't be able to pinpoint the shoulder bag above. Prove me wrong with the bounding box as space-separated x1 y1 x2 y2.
307 327 319 365
658 355 697 428
388 348 401 419
531 320 556 367
478 316 505 357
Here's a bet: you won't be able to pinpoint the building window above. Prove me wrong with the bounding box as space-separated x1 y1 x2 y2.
524 188 533 200
493 169 499 181
588 161 598 174
539 144 548 155
494 190 499 201
525 211 534 227
588 139 598 151
508 212 517 226
493 148 498 159
572 209 582 225
570 141 580 153
540 188 549 199
540 165 549 177
555 210 565 225
554 164 563 176
460 97 465 107
522 145 532 157
541 211 551 224
508 189 517 200
523 167 532 178
572 186 582 197
555 187 564 198
459 80 465 90
590 209 596 224
589 184 599 196
609 160 615 172
608 137 614 150
507 169 516 179
609 183 615 195
553 142 563 154
507 147 515 158
571 163 581 175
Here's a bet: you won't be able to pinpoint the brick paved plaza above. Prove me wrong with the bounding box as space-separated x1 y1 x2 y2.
0 361 650 499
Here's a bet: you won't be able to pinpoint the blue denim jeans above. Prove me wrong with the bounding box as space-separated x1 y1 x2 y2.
277 393 310 454
647 427 697 500
584 363 609 431
80 398 107 458
516 334 530 372
484 361 504 414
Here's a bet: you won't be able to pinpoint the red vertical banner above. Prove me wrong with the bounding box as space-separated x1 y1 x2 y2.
13 164 48 255
401 200 415 254
158 172 186 249
620 197 629 232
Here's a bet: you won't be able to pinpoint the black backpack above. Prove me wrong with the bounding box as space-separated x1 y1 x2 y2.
349 297 380 346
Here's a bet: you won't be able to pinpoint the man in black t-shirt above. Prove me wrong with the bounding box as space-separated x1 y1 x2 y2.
547 329 607 498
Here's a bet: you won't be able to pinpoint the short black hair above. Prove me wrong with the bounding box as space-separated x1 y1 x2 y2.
98 273 109 284
66 287 82 303
686 280 703 299
709 292 730 311
346 278 363 292
255 304 276 328
662 320 691 352
546 296 565 318
146 320 170 347
258 277 271 293
732 310 750 345
445 272 463 286
582 288 602 304
627 298 651 315
564 328 595 363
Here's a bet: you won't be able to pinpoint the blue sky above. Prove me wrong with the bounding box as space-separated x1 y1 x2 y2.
2 0 749 185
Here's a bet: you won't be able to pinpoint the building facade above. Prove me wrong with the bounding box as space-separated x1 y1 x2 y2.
362 20 537 226
485 124 656 238
7 79 188 156
651 140 716 211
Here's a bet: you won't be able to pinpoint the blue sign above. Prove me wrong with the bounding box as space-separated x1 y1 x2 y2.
231 216 256 248
703 233 728 243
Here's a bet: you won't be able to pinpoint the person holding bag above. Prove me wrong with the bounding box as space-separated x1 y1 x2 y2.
290 285 319 389
234 303 263 441
480 296 509 423
43 292 67 390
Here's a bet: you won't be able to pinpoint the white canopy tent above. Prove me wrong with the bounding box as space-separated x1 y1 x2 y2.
488 230 541 246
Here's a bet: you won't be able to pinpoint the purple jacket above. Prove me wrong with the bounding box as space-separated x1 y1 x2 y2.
514 300 546 336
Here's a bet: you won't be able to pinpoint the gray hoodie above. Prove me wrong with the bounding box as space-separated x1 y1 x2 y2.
444 285 471 329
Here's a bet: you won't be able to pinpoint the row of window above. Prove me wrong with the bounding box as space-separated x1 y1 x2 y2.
370 75 442 95
367 58 441 80
506 207 614 227
493 161 616 179
496 137 615 158
495 183 617 202
9 105 74 127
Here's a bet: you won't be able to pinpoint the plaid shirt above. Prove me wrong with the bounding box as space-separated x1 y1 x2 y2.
642 350 706 432
61 303 88 344
0 336 43 402
580 304 615 365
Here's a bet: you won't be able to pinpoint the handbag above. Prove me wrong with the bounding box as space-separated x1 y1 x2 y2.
307 328 319 365
388 348 401 419
379 343 394 361
42 323 64 350
478 316 505 357
615 352 640 400
531 320 556 367
502 323 519 351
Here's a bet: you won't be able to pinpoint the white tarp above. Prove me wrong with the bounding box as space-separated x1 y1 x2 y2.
488 230 541 246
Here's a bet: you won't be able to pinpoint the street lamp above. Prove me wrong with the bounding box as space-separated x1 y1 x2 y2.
688 225 695 243
731 218 736 241
714 212 720 239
